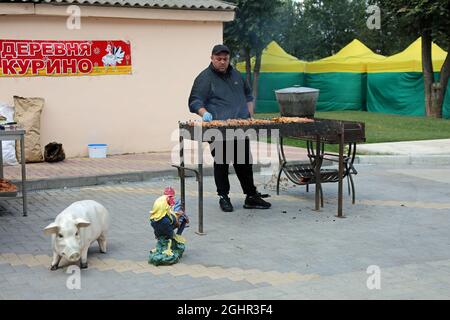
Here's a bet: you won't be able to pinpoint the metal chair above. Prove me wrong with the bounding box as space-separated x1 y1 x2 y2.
276 137 358 206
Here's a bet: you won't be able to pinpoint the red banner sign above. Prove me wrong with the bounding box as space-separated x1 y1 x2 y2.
0 40 132 77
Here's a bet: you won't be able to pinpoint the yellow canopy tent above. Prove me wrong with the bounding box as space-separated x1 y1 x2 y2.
305 39 386 111
367 37 449 118
367 37 447 72
236 41 306 113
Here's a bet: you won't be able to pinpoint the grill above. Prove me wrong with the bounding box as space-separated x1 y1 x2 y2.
179 118 365 143
175 118 366 234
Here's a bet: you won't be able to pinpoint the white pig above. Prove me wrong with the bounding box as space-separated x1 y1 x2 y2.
44 200 110 270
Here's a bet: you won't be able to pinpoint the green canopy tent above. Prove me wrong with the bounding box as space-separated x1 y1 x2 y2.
236 41 306 113
305 39 386 111
367 38 450 118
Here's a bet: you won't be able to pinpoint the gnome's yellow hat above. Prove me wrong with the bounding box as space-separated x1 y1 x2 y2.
149 195 170 222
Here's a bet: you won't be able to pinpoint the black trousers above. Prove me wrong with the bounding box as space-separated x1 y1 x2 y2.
209 138 257 197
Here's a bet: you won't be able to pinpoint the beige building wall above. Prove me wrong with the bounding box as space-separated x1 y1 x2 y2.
0 4 232 157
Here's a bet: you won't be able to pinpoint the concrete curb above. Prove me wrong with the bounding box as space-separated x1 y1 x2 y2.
355 155 450 166
11 164 270 192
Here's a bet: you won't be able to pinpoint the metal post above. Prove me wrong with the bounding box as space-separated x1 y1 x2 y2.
179 133 185 212
314 135 321 211
21 134 27 217
337 124 344 218
196 138 205 235
0 140 3 179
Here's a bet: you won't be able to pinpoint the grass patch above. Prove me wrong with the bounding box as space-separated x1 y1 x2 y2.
255 110 450 152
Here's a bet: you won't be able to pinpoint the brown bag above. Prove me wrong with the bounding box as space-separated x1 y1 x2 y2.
13 96 45 163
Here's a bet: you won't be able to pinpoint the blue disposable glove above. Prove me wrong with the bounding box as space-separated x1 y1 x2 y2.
202 112 213 122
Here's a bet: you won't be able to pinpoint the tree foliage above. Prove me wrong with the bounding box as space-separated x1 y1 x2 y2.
224 0 284 58
377 0 450 117
224 0 450 116
283 0 366 60
224 0 285 101
278 0 418 60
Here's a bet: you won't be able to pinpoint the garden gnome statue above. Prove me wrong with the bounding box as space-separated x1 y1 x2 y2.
148 187 188 266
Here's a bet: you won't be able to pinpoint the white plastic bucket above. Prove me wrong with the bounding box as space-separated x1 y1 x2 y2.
88 144 108 158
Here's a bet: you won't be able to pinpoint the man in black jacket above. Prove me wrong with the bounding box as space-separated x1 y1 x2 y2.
188 44 271 212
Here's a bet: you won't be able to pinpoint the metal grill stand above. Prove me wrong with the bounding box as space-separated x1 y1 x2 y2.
175 119 365 233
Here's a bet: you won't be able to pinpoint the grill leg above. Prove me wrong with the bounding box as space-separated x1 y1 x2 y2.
196 140 206 236
337 126 345 218
319 184 324 208
349 173 356 204
314 137 321 211
179 135 185 212
276 162 285 196
276 136 285 196
347 172 351 196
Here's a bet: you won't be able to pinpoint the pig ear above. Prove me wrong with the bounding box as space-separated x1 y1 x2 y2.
43 223 59 235
75 218 91 229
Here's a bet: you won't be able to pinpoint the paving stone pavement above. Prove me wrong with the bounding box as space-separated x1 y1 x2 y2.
1 163 450 299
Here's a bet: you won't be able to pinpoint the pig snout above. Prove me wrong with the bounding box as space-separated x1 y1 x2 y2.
61 242 81 262
67 252 81 261
61 248 81 262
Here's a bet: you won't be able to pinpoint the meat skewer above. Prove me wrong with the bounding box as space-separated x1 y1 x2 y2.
186 117 314 127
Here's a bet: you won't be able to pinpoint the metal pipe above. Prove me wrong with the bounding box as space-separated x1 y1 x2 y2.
314 135 321 211
337 124 344 218
0 140 3 179
179 133 185 212
21 135 27 217
197 139 205 235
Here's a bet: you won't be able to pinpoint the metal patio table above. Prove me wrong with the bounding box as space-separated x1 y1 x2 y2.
0 127 27 216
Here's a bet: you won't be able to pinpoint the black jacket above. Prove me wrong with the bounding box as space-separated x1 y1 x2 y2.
188 63 254 120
